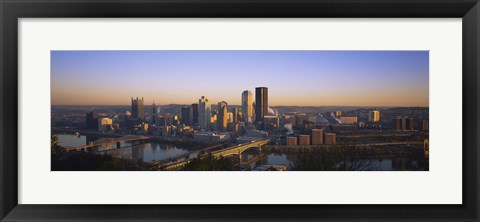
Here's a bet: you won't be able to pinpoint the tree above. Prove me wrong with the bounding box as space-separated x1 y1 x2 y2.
182 153 237 171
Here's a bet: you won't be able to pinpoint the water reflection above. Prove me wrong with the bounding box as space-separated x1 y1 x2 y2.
55 134 426 171
242 152 425 171
104 142 189 163
55 134 86 147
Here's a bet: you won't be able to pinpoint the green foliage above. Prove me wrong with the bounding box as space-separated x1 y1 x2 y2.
182 153 237 171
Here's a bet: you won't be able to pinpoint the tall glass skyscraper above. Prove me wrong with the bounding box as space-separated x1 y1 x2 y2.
255 87 268 122
242 90 253 124
191 103 199 125
198 96 211 129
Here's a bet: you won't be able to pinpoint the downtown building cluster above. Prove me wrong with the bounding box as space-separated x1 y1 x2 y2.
82 90 429 146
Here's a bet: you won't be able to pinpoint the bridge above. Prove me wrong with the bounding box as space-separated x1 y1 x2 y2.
210 140 269 158
159 139 270 170
63 136 149 152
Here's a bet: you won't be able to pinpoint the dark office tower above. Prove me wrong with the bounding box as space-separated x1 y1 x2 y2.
191 103 199 125
181 107 190 125
152 101 157 115
233 107 239 123
255 87 268 122
131 97 144 119
217 102 228 132
406 117 414 131
86 112 99 129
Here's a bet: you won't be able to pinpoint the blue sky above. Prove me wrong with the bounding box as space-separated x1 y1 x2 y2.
51 50 429 107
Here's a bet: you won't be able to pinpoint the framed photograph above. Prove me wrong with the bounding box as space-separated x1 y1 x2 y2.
1 0 479 221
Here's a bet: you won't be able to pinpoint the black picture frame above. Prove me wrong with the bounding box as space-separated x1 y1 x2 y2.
1 0 479 221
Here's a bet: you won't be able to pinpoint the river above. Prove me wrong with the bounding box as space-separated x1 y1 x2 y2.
55 134 427 171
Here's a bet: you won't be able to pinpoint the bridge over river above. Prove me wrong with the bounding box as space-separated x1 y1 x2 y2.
159 139 270 170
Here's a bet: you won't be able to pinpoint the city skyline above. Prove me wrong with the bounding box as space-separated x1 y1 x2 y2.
51 50 429 107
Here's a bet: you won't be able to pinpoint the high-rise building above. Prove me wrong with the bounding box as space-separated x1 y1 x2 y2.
242 90 253 124
368 110 380 122
233 107 239 123
227 112 234 123
181 107 190 125
324 133 336 145
210 113 217 130
217 101 228 132
131 97 144 119
287 136 298 146
394 116 402 130
311 128 324 145
406 117 414 131
151 101 157 125
191 103 199 125
255 87 268 122
198 96 211 129
298 135 311 146
152 101 157 115
86 111 99 130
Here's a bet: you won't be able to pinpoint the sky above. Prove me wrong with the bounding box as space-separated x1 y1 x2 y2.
51 50 429 107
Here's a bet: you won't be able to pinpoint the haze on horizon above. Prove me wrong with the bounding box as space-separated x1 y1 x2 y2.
51 50 429 107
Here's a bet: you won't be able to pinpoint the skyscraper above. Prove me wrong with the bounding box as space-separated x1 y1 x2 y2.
152 101 157 115
181 106 190 125
233 107 239 123
86 111 99 130
368 110 380 122
191 103 199 125
131 97 144 119
151 101 157 125
255 87 268 122
217 101 228 132
198 96 211 129
242 90 253 124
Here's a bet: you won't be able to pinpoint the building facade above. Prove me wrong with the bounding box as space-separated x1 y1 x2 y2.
181 107 190 125
217 101 228 132
287 136 298 146
298 135 311 146
191 103 199 126
339 116 357 125
86 111 99 130
255 87 268 122
241 90 253 124
198 96 211 129
311 128 324 145
368 110 380 122
324 133 336 145
131 97 144 119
